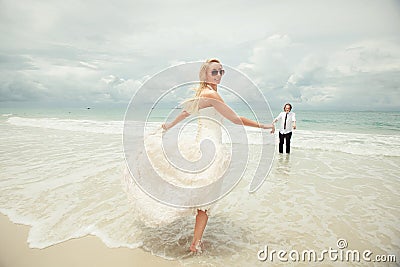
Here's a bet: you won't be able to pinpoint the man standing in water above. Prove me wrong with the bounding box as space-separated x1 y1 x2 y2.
272 103 296 154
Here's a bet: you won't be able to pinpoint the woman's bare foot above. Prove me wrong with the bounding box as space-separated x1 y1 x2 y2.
190 240 203 254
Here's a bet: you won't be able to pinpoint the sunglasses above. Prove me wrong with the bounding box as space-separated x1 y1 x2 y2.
211 69 225 76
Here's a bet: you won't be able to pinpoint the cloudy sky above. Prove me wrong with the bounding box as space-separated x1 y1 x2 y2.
1 0 399 110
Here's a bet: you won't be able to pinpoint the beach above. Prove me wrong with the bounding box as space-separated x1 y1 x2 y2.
0 214 176 267
0 108 399 266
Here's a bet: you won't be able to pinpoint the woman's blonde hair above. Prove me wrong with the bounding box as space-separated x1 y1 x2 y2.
197 58 221 96
182 59 221 114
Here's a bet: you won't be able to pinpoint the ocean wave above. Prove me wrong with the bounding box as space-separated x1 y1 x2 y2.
291 130 400 157
6 116 398 157
7 116 123 135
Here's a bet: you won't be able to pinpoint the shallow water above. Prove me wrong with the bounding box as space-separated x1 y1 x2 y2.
0 109 399 266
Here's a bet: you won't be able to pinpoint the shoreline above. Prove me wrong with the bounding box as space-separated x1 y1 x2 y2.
0 214 178 267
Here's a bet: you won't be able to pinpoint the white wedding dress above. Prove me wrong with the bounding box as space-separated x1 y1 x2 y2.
124 107 231 226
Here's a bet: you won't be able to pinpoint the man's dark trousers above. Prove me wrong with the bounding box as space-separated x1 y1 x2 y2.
279 132 292 153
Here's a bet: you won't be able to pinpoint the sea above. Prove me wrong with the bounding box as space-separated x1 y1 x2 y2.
0 106 399 266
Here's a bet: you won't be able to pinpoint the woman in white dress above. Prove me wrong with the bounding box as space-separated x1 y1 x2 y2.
160 58 275 253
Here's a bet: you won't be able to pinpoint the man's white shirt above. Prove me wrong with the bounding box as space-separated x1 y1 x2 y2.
275 112 296 134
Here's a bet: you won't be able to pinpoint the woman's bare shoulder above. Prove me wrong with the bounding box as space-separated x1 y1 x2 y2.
200 90 224 101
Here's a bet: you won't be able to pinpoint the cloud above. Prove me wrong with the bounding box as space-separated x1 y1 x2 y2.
329 40 400 74
238 34 302 87
79 61 98 70
0 0 399 110
0 72 49 102
237 34 400 110
0 54 38 71
99 75 144 103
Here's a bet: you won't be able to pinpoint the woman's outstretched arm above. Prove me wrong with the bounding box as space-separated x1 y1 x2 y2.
239 116 274 130
162 110 190 130
201 90 275 133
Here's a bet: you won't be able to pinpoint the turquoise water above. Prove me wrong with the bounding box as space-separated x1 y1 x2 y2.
292 110 400 135
2 107 399 134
